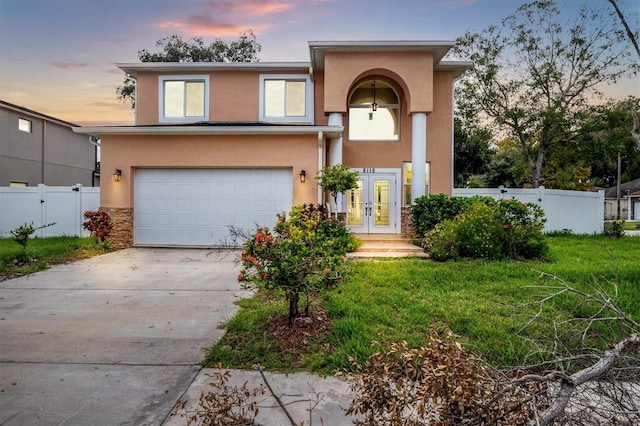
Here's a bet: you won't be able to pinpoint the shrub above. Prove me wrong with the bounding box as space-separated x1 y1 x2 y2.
455 203 505 260
410 194 496 236
604 220 625 238
423 221 458 261
238 204 355 324
82 211 114 243
422 197 548 262
9 222 56 263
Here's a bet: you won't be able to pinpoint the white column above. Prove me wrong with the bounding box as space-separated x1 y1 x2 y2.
411 112 427 202
327 113 344 211
327 113 343 166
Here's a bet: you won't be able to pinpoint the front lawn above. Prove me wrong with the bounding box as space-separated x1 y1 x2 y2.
206 235 640 373
0 236 108 279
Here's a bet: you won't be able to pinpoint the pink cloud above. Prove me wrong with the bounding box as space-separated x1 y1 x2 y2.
50 62 93 70
154 0 291 36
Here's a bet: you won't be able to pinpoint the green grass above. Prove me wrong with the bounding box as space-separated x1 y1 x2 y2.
623 221 640 231
0 236 109 278
206 235 640 373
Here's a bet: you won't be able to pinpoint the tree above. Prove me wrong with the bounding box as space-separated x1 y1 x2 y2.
454 0 636 188
574 97 640 187
116 30 261 108
315 164 359 212
453 118 494 187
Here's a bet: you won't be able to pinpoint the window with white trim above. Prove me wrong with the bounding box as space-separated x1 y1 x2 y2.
259 75 313 123
159 75 209 122
18 118 32 133
403 162 430 206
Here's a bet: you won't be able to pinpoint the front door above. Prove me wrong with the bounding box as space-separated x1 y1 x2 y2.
346 171 398 233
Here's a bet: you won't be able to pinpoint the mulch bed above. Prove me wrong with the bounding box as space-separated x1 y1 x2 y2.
266 305 332 356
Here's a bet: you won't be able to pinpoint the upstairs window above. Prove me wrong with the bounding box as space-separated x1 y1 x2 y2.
349 79 400 141
159 76 209 122
260 75 313 123
18 118 32 133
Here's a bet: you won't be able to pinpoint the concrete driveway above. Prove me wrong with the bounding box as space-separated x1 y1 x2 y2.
0 248 250 425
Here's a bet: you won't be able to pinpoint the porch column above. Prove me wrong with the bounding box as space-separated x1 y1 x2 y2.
327 113 344 211
411 112 427 202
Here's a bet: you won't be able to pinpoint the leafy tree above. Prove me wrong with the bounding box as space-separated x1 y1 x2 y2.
454 0 636 188
315 164 359 208
575 97 640 187
116 30 261 108
453 118 494 187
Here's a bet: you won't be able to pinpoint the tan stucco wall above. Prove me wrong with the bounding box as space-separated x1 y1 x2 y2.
99 134 320 208
135 71 310 125
428 71 454 195
323 51 433 114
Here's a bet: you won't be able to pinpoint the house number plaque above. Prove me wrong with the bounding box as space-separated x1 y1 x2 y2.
362 168 376 173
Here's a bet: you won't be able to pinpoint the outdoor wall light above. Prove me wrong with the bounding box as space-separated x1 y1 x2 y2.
299 169 307 183
113 169 122 182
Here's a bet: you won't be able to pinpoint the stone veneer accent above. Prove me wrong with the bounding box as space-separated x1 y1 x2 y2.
401 207 418 240
100 207 133 249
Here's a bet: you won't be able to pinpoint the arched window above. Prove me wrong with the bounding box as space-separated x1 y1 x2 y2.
348 78 400 141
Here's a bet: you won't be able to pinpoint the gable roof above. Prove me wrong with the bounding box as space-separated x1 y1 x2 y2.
605 177 640 198
0 99 78 128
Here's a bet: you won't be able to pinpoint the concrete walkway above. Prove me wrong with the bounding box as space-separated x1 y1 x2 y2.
0 248 252 425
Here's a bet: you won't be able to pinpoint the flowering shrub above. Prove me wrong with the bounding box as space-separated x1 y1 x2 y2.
423 199 548 261
238 204 356 324
82 210 114 243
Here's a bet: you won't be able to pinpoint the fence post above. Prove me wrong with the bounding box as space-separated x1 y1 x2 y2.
538 186 545 208
74 184 83 236
38 184 46 238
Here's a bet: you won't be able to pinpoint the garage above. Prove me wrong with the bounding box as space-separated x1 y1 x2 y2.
134 168 292 247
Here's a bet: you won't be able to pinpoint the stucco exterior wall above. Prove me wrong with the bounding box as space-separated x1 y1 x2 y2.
323 51 433 113
427 71 454 195
135 70 311 125
0 106 96 186
99 134 320 208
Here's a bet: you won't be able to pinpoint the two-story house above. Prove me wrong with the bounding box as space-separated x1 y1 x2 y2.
1 100 99 187
75 41 470 248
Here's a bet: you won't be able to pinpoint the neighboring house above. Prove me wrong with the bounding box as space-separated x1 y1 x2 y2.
0 100 99 187
75 41 470 248
604 177 640 220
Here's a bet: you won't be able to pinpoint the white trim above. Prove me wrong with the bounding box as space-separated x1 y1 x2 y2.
73 125 342 137
345 168 401 234
318 131 324 204
158 75 210 123
259 74 314 124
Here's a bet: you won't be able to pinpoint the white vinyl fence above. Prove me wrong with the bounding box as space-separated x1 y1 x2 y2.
452 186 604 235
0 184 100 238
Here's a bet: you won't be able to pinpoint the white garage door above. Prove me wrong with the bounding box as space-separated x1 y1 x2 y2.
134 168 292 247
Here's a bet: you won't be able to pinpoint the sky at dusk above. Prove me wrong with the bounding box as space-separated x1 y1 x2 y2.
1 0 638 125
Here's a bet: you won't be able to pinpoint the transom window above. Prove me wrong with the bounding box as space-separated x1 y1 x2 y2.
259 75 313 123
403 162 430 206
349 79 400 141
18 118 32 133
159 75 209 122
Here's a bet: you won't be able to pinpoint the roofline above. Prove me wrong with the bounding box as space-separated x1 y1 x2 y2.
118 62 312 78
308 40 457 70
73 124 343 138
0 99 79 128
435 61 474 80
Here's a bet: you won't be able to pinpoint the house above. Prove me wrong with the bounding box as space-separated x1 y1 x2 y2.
75 41 470 248
604 177 640 221
0 100 99 187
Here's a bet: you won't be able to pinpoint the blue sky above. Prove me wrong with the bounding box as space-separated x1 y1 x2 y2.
0 0 638 125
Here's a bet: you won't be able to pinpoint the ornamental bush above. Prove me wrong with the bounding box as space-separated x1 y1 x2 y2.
82 210 114 243
238 204 357 324
410 194 496 237
603 220 625 238
422 198 548 261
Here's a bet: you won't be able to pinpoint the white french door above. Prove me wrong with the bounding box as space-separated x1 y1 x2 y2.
346 171 398 234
